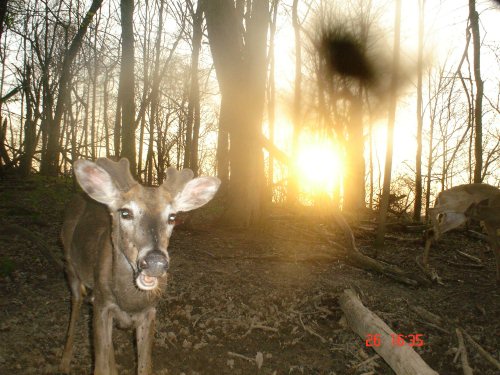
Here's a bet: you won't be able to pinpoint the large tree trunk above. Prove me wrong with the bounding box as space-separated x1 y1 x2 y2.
205 0 269 226
343 91 365 211
413 0 425 222
375 0 401 247
469 0 483 183
40 0 104 176
120 0 136 173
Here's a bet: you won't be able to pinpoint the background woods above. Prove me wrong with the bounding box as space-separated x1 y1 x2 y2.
0 0 499 227
1 2 500 374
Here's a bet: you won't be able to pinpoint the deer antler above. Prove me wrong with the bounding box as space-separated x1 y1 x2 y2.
162 167 194 197
95 158 138 192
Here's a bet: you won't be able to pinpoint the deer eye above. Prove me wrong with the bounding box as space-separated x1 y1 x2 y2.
167 213 176 224
118 208 134 220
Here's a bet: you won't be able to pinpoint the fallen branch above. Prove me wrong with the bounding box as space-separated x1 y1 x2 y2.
227 351 254 362
408 305 443 326
243 323 278 337
455 328 473 375
298 313 327 343
339 289 439 375
325 212 422 286
415 319 450 335
467 229 489 242
455 250 482 264
349 354 380 372
462 329 500 371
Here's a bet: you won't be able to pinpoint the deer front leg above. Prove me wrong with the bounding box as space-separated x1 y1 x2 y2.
423 229 435 265
93 303 117 375
59 269 84 373
136 308 156 375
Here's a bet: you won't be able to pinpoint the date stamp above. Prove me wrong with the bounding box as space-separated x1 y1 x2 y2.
365 334 425 348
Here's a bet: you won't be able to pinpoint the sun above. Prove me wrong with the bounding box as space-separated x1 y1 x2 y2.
294 132 342 197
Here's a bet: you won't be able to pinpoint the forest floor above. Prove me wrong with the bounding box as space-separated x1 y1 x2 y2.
0 176 499 375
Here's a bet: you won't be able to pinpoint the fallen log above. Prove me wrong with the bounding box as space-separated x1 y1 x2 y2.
339 289 439 375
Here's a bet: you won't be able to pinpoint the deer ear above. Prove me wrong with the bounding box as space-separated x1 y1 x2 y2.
173 176 221 212
74 159 120 206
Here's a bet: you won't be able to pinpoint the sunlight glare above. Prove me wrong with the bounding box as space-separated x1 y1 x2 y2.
295 133 342 198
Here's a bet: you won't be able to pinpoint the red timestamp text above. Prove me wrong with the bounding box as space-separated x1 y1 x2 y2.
365 333 425 348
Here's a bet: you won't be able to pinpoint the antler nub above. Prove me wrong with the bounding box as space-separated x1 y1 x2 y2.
95 158 138 192
162 167 194 197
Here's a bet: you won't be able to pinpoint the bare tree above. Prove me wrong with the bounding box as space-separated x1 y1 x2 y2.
205 0 269 226
375 0 401 247
413 0 425 222
40 0 104 176
119 0 136 173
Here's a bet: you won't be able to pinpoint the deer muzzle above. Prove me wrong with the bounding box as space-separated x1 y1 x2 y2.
136 250 169 291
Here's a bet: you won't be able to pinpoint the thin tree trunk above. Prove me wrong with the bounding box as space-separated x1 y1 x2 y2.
469 0 482 183
103 70 110 157
186 1 203 175
91 14 100 160
120 0 136 173
266 0 278 203
137 0 151 179
413 0 425 222
375 0 401 247
288 0 301 204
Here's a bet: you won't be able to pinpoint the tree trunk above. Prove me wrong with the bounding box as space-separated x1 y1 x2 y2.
469 0 482 183
40 0 104 176
185 1 203 175
205 0 269 226
120 0 136 173
266 0 278 203
343 90 365 211
288 0 301 204
0 0 9 54
413 0 425 222
375 0 401 247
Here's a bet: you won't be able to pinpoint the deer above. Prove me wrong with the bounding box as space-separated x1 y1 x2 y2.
59 158 221 375
465 192 500 281
423 183 500 280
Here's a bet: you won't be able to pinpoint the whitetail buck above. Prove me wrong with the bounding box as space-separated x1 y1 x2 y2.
423 183 500 280
59 158 220 375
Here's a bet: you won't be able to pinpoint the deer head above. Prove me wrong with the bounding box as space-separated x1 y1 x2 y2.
73 158 220 291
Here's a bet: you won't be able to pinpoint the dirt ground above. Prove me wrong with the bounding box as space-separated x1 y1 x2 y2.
0 176 499 375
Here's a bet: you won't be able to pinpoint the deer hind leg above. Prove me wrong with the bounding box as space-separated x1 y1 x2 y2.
59 263 84 373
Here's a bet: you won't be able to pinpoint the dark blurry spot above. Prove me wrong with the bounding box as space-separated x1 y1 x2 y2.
320 31 374 82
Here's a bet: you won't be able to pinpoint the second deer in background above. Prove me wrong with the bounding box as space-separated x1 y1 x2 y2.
423 183 500 281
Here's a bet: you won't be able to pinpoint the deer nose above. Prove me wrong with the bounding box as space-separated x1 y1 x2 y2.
138 250 169 276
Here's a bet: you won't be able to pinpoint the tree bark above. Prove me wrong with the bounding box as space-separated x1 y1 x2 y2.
205 0 269 226
344 90 365 211
413 0 425 222
185 0 203 175
375 0 401 247
120 0 136 173
469 0 483 183
288 0 301 204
